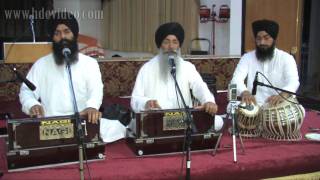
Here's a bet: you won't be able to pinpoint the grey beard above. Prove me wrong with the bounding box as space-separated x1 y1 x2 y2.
158 49 182 82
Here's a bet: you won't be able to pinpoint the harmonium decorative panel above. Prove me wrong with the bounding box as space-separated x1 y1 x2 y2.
127 109 222 156
6 115 105 171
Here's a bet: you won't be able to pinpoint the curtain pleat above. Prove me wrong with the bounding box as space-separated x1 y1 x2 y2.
103 0 199 54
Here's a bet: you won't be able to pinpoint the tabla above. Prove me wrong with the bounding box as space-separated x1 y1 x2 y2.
260 97 305 141
237 103 261 137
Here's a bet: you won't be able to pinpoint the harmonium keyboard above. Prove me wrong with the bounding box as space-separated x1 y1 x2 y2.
5 115 105 171
127 109 222 156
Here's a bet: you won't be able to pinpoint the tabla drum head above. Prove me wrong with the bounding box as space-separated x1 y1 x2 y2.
260 97 305 141
237 103 261 137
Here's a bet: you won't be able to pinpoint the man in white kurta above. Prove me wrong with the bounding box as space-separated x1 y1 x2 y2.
131 55 215 111
231 19 300 106
131 22 223 131
19 12 124 143
19 53 103 117
231 48 300 106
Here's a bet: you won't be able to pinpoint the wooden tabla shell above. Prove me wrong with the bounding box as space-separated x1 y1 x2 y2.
260 97 305 141
237 104 261 137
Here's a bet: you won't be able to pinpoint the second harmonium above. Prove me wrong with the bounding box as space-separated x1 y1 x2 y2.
127 109 221 156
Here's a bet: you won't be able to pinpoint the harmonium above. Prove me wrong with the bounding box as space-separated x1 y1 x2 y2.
5 115 105 171
127 109 222 156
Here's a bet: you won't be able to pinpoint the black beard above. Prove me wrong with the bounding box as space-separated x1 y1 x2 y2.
255 42 275 62
52 38 79 65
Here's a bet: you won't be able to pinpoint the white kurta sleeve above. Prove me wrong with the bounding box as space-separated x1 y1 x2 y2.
85 61 104 110
189 65 215 104
130 66 152 113
231 55 250 96
281 55 300 93
19 65 41 115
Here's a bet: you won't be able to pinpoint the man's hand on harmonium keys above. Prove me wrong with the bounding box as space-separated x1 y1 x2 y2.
145 100 218 115
145 100 162 110
194 102 218 116
80 107 101 124
30 105 101 124
30 105 45 118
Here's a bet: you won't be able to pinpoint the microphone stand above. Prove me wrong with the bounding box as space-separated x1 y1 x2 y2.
0 65 23 84
0 79 16 84
0 67 36 91
256 81 320 111
170 69 194 180
30 15 36 43
65 61 85 180
228 100 245 163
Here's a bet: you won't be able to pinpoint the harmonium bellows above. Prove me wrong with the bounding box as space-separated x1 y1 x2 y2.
127 109 222 156
6 115 105 171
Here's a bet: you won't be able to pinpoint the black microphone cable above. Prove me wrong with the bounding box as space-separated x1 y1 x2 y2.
82 139 93 180
175 83 187 180
258 72 299 105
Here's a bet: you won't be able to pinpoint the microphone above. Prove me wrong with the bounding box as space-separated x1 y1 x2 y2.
29 15 35 42
228 84 237 102
13 68 36 91
62 47 72 65
168 52 176 75
62 47 71 58
252 72 259 95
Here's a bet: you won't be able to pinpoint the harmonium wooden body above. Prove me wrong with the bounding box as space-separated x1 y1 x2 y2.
127 109 222 156
5 115 105 171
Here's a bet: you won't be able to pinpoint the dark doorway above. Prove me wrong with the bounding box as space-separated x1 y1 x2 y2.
299 0 320 100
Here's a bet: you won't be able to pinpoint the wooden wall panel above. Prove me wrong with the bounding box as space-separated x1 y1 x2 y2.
244 0 303 65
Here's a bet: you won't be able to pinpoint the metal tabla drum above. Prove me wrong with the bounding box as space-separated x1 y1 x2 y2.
260 97 305 141
236 103 261 137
